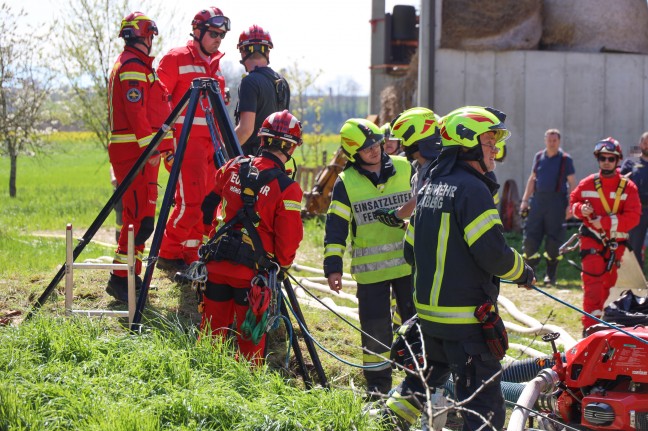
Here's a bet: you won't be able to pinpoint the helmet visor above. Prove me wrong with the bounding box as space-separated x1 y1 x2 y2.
491 128 510 143
206 15 230 31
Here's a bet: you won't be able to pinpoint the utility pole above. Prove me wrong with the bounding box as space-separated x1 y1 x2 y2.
417 0 436 107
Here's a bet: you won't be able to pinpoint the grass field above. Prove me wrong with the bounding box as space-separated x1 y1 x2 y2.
0 132 594 430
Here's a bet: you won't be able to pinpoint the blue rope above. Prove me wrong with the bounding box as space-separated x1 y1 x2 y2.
503 281 648 346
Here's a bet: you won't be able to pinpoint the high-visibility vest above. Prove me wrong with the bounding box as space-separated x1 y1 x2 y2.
339 156 412 283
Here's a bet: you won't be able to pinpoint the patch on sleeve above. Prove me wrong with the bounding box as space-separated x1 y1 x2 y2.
126 88 142 103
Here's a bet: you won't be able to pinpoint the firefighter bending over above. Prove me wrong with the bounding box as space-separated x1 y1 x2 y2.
199 110 303 364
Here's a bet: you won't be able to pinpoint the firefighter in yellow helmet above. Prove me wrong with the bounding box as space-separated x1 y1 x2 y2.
374 107 442 227
384 106 535 430
323 118 415 399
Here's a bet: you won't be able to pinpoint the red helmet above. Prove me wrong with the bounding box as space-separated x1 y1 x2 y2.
119 11 158 40
191 7 230 31
258 110 302 147
237 24 273 54
594 137 623 159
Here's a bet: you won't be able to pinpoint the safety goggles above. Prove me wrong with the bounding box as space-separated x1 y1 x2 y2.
598 155 618 163
594 140 617 154
206 15 231 31
206 30 226 39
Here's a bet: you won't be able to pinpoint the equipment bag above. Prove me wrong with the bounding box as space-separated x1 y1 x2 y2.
603 289 648 326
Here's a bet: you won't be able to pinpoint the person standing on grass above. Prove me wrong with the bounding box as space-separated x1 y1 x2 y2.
156 7 231 274
324 118 415 400
620 131 648 268
106 11 173 302
570 137 640 336
519 129 576 287
384 106 534 431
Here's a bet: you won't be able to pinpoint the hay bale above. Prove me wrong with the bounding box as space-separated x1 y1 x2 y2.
541 0 648 54
441 0 543 51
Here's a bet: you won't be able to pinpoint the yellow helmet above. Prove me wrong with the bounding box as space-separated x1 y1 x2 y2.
440 106 510 149
340 119 384 163
390 107 440 148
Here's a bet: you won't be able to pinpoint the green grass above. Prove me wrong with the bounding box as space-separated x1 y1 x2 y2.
0 315 376 431
0 131 592 429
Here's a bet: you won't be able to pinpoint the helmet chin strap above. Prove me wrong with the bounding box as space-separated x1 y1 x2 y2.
192 30 212 57
601 168 616 176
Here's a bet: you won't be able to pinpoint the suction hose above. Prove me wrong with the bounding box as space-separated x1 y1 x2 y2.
506 369 560 431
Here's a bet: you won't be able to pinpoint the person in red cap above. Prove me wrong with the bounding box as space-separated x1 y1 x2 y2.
570 137 641 335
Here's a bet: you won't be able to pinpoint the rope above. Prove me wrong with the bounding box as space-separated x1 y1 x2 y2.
504 281 648 346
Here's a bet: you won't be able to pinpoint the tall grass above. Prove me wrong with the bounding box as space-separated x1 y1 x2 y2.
0 315 378 431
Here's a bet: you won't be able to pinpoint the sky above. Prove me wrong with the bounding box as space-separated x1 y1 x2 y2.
9 0 419 95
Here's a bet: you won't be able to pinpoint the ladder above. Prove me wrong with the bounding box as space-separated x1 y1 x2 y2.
64 223 136 324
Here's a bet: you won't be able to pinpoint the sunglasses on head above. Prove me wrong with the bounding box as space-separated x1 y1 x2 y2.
598 155 617 162
207 30 226 39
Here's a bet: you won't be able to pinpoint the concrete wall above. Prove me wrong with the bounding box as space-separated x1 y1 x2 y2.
433 49 648 193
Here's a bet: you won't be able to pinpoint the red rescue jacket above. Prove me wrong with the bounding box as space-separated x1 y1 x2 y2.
208 152 303 282
570 169 641 249
157 41 227 141
108 46 173 163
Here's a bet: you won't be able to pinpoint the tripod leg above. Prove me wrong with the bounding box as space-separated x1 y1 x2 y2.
282 278 329 388
279 298 312 388
26 90 191 322
131 84 204 331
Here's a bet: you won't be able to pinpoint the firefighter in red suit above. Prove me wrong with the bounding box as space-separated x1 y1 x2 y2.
570 138 641 333
156 7 230 272
201 110 303 364
106 11 173 302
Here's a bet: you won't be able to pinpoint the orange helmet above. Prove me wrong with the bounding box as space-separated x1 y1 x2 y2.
119 11 158 41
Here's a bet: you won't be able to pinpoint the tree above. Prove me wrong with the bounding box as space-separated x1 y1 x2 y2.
53 0 180 149
0 3 53 197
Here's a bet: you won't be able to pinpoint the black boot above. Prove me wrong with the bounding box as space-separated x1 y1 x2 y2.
544 258 559 287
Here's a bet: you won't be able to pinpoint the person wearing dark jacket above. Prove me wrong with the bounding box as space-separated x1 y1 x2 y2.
385 106 534 431
324 118 415 399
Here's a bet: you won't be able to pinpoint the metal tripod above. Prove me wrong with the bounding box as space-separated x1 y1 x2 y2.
27 78 328 387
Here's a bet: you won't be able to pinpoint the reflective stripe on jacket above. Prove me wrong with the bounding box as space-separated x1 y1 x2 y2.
407 161 527 339
327 156 412 284
108 46 173 163
157 41 226 140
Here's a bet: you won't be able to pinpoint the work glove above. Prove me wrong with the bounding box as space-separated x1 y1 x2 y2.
373 208 405 228
517 263 535 289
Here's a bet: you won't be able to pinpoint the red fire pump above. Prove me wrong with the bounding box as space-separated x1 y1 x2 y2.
508 327 648 431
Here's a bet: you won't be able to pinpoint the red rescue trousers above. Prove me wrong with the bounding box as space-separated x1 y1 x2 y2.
159 136 216 263
111 158 159 277
199 270 265 366
581 244 624 329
